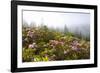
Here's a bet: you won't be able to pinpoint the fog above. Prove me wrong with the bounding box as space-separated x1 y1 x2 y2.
23 11 90 37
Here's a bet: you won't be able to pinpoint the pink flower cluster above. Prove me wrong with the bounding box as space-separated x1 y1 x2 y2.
49 40 64 47
71 40 80 51
27 30 34 38
28 43 37 49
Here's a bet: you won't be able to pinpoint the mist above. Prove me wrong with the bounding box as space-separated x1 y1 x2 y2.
23 10 90 38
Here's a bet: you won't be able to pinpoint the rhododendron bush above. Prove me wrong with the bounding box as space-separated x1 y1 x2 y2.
22 24 90 62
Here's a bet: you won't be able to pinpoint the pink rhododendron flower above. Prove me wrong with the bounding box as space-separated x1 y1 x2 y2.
28 43 36 49
49 40 64 46
27 31 34 38
71 40 80 51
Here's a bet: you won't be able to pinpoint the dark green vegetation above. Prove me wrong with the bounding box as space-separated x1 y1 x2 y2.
22 24 90 62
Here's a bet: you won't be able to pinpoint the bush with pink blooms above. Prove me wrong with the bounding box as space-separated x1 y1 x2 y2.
22 24 90 62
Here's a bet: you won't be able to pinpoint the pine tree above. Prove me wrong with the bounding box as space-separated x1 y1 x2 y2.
64 24 69 34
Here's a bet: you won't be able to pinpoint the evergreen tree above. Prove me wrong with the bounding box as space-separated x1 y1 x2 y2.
64 24 69 34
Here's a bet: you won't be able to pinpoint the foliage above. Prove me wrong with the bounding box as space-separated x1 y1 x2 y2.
22 24 90 62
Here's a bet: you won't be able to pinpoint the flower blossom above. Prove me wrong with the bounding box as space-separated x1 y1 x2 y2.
27 31 34 38
71 40 80 51
28 43 36 49
49 40 64 46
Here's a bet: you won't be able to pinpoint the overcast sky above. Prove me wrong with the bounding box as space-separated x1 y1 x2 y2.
23 11 90 29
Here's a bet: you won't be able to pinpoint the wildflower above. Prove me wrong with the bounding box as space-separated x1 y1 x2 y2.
71 40 80 51
49 40 64 46
64 50 67 54
59 42 64 45
28 44 34 49
27 31 34 38
28 43 36 49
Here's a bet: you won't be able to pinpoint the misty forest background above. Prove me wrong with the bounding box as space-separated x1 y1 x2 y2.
22 14 90 62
